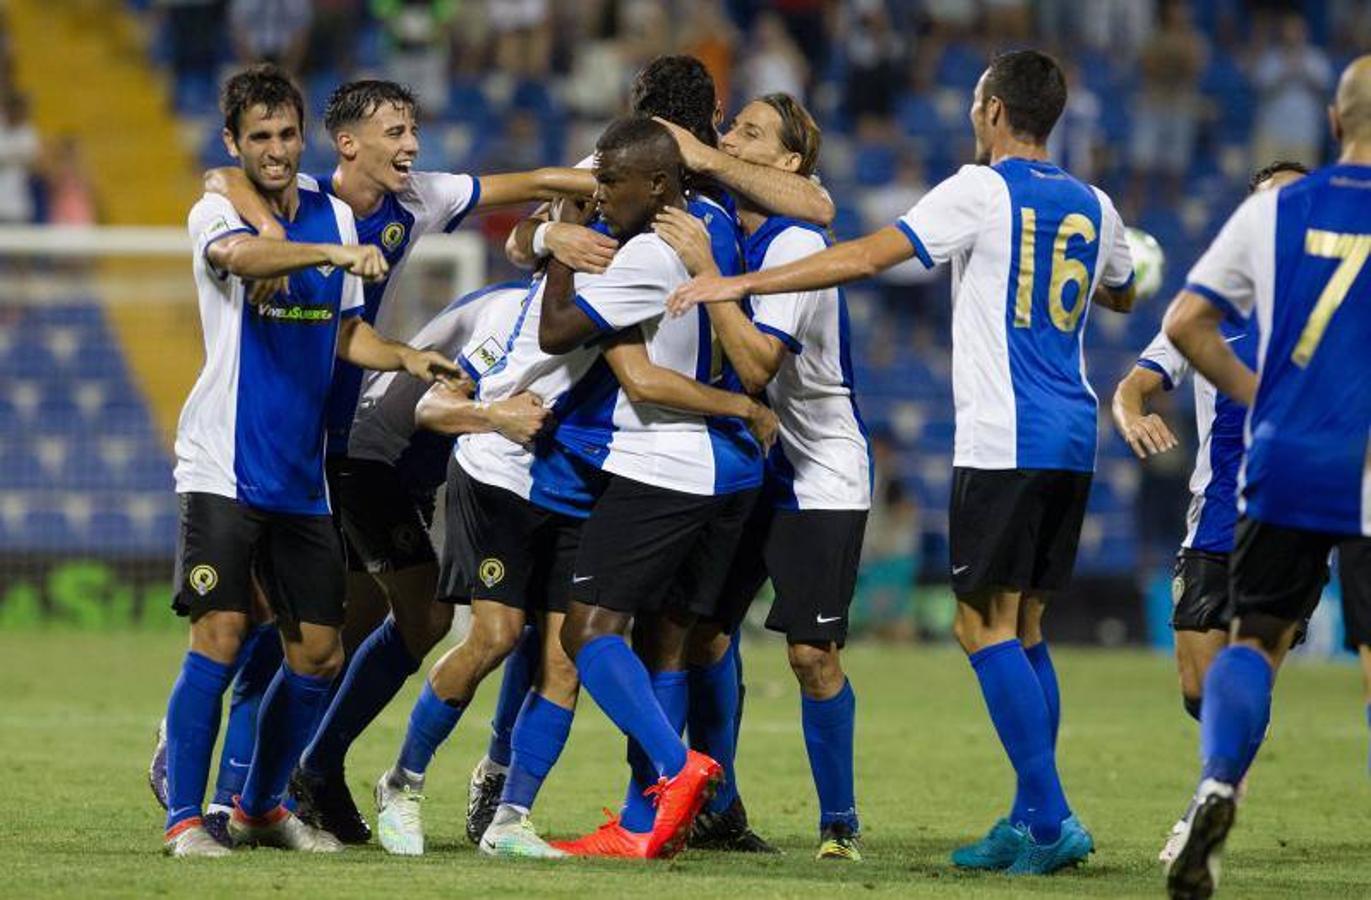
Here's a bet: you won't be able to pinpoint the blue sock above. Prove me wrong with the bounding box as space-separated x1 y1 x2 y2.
622 669 689 833
689 651 741 815
1014 640 1062 825
395 681 466 777
239 664 334 817
970 639 1069 844
211 623 281 808
576 635 688 783
1199 645 1274 785
501 692 573 811
164 652 233 831
801 679 859 834
301 617 420 778
731 634 746 754
488 626 538 768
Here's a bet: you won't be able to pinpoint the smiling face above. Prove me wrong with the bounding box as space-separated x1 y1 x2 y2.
224 103 303 194
719 101 802 173
335 101 420 194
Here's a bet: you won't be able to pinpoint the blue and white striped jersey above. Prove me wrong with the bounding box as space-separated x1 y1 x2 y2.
744 216 870 511
895 160 1134 472
174 188 363 515
1136 321 1257 554
1185 162 1371 537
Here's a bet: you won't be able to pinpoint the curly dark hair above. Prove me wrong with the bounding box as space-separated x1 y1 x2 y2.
1248 159 1309 193
323 80 418 135
221 64 305 139
629 55 718 148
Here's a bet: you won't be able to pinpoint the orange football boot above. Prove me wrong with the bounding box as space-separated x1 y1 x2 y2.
645 749 723 859
551 810 651 858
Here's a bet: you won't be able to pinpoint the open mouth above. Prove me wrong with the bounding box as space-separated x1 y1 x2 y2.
262 161 292 179
392 159 413 176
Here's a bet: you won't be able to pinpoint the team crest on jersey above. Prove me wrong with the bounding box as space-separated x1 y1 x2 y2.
479 558 505 588
188 564 219 596
467 337 506 376
382 222 406 250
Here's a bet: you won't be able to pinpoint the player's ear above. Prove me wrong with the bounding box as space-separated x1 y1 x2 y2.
221 128 240 161
335 130 356 161
713 100 724 130
780 150 802 174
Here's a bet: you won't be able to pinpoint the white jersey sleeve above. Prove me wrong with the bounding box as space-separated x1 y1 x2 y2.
573 234 684 332
1184 191 1274 321
188 193 251 282
329 195 365 315
894 164 994 269
749 227 828 353
405 171 482 235
1096 190 1135 289
1136 329 1192 391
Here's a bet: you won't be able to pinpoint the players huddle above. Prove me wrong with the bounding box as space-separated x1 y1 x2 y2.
150 43 1371 900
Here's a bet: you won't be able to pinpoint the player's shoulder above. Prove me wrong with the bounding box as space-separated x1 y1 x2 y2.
618 231 688 276
763 220 828 262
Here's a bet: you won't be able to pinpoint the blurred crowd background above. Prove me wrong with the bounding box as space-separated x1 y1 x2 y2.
3 0 1369 646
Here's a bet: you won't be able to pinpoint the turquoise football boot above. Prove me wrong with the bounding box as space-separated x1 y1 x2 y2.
1006 814 1094 875
950 817 1028 870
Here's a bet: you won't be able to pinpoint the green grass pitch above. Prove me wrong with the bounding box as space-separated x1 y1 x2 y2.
2 631 1369 897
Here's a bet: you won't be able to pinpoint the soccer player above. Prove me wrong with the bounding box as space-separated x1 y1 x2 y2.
162 65 460 857
653 92 870 861
1161 56 1371 899
1112 162 1307 865
669 50 1139 874
200 79 596 843
1338 539 1371 771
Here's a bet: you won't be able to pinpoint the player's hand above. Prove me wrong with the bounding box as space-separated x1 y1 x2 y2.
745 398 780 452
651 116 716 172
1121 412 1179 459
653 206 718 278
246 275 288 306
545 222 618 274
328 244 389 283
666 273 747 317
403 348 464 389
490 392 551 448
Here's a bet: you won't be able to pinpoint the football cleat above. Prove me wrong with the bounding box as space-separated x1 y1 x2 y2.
1159 817 1188 866
163 817 232 858
375 772 426 856
551 810 651 858
815 821 861 861
1166 779 1237 900
1006 815 1094 875
689 798 780 853
148 718 169 811
202 805 234 849
466 755 507 845
228 803 343 852
479 811 568 859
644 750 722 860
290 768 372 845
950 817 1028 870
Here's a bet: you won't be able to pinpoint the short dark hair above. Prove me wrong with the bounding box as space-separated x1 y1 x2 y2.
758 93 821 178
221 64 305 138
324 80 418 135
981 49 1067 144
629 55 718 148
595 115 682 172
1248 159 1309 193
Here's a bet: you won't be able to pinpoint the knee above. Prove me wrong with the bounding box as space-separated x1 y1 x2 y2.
559 611 595 662
467 618 522 669
190 614 250 665
415 602 454 653
787 642 838 695
538 654 580 708
685 626 730 669
291 637 344 680
1183 693 1203 722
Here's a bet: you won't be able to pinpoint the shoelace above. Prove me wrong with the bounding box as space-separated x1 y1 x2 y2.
643 777 669 808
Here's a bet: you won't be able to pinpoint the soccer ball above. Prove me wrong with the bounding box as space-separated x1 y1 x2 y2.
1125 227 1165 301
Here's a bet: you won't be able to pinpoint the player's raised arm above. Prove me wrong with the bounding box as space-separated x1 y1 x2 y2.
653 116 835 226
337 316 463 387
414 381 550 448
474 167 598 209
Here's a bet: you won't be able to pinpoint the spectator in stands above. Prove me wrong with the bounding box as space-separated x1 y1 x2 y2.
839 0 904 125
1130 0 1207 204
740 11 808 101
1048 62 1102 185
0 91 39 225
155 0 225 101
44 136 98 226
678 0 739 108
488 0 552 80
229 0 311 73
305 0 362 75
1253 12 1334 166
371 0 459 115
1079 0 1155 63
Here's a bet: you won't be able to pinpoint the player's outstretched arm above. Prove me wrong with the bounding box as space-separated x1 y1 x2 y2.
1095 281 1138 314
602 329 779 449
1163 291 1257 407
207 234 388 282
537 257 600 354
654 207 783 394
667 226 913 316
337 317 464 387
415 382 550 447
653 117 835 226
1111 366 1179 459
475 167 598 209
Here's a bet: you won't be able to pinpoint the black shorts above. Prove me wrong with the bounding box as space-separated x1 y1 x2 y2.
1339 538 1371 650
172 491 346 627
438 460 581 613
1171 549 1231 632
713 505 867 646
1229 517 1336 625
948 467 1092 596
329 456 437 575
571 475 757 616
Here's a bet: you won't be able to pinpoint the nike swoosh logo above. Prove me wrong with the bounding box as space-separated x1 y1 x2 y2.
816 615 842 624
169 806 198 818
226 758 250 769
1224 335 1244 344
952 565 970 575
572 575 594 584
